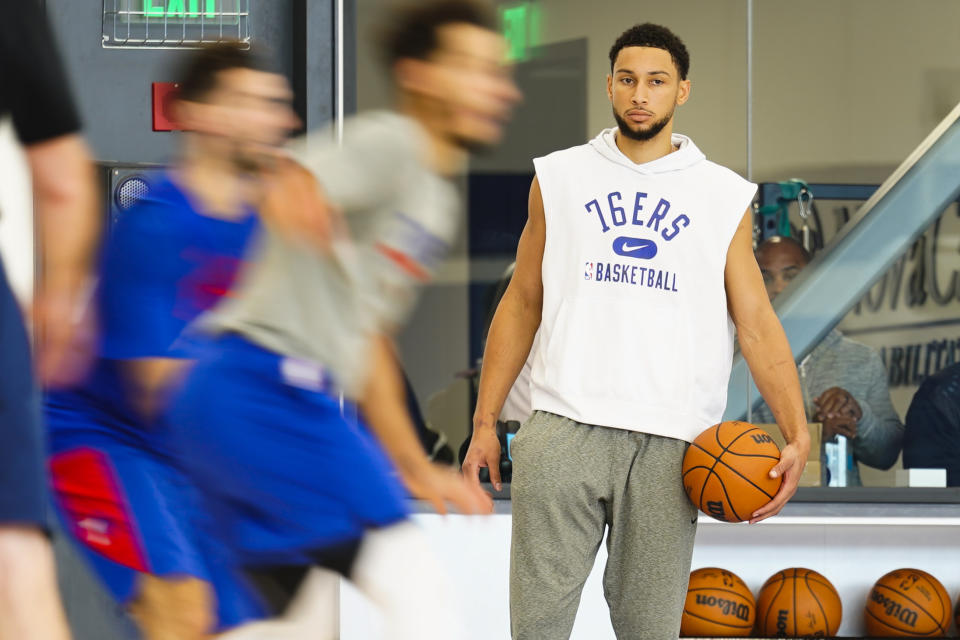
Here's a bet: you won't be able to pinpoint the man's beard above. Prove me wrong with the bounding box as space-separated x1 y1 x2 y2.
612 106 673 142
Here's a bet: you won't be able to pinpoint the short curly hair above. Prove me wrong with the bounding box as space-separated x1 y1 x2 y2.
608 23 690 80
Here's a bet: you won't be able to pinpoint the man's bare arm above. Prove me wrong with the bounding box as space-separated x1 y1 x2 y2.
725 210 809 522
28 133 100 386
462 175 545 489
359 335 492 515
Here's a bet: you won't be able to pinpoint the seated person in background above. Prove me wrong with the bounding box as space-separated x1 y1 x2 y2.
751 236 903 486
903 362 960 486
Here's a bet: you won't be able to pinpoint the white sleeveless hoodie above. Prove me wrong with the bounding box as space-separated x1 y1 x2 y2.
530 129 756 443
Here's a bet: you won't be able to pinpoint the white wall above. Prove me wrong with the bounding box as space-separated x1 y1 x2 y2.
341 510 960 639
753 0 960 183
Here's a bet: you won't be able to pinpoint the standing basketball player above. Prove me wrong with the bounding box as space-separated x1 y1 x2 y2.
1 1 99 637
463 23 810 639
166 2 519 638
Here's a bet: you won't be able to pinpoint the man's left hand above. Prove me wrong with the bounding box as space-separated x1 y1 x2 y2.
749 438 809 524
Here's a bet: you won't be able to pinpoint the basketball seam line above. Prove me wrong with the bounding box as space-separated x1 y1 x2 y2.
714 421 756 453
712 454 778 500
714 425 779 503
793 571 798 638
714 467 744 523
690 441 745 522
927 575 949 632
800 577 839 591
681 609 753 629
804 572 832 635
762 571 786 633
691 442 726 521
874 583 946 633
681 464 714 481
865 606 940 636
720 448 780 461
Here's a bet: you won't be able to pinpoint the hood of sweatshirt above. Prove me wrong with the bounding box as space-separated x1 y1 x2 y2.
589 127 706 175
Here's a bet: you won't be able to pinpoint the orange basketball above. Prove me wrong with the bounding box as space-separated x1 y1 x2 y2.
681 567 756 637
755 568 842 637
682 421 782 523
864 569 951 637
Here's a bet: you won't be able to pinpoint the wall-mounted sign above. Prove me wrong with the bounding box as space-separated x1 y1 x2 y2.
102 0 250 49
138 1 219 21
500 2 541 63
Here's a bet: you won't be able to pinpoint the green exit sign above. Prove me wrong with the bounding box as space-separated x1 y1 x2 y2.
141 0 218 19
501 2 541 62
104 0 249 47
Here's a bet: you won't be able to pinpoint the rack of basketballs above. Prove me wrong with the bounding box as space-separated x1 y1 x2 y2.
680 421 958 637
680 566 958 637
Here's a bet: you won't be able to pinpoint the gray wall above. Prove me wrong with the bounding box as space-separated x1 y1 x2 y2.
45 0 314 164
42 2 338 637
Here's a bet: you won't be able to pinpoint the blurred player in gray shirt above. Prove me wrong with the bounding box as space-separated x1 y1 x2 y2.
167 1 519 637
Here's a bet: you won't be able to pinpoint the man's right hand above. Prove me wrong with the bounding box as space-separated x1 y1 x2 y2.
462 425 503 491
33 277 96 388
402 463 493 515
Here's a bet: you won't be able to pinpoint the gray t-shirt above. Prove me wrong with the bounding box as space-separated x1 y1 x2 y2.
205 111 460 396
753 329 904 486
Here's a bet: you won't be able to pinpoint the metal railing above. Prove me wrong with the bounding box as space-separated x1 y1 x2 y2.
101 0 251 49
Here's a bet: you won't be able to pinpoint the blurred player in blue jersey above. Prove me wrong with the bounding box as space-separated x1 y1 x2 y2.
45 43 300 640
166 1 520 638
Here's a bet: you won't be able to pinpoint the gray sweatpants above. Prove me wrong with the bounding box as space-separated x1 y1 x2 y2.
510 411 697 640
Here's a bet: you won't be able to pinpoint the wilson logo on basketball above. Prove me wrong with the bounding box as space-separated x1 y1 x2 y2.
776 609 789 635
693 595 750 621
870 590 920 628
751 433 774 444
706 500 726 520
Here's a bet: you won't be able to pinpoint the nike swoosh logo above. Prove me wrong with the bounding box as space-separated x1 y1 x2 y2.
612 236 658 259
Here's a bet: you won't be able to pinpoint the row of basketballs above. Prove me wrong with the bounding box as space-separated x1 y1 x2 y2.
681 566 958 637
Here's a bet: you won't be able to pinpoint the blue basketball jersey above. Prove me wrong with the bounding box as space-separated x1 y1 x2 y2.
46 173 259 451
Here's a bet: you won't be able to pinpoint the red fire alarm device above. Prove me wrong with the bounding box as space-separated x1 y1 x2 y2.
152 83 181 131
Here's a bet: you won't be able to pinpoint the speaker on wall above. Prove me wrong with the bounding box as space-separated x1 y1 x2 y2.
101 163 167 227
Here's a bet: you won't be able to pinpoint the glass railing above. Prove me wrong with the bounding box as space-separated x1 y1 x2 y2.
726 101 960 491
